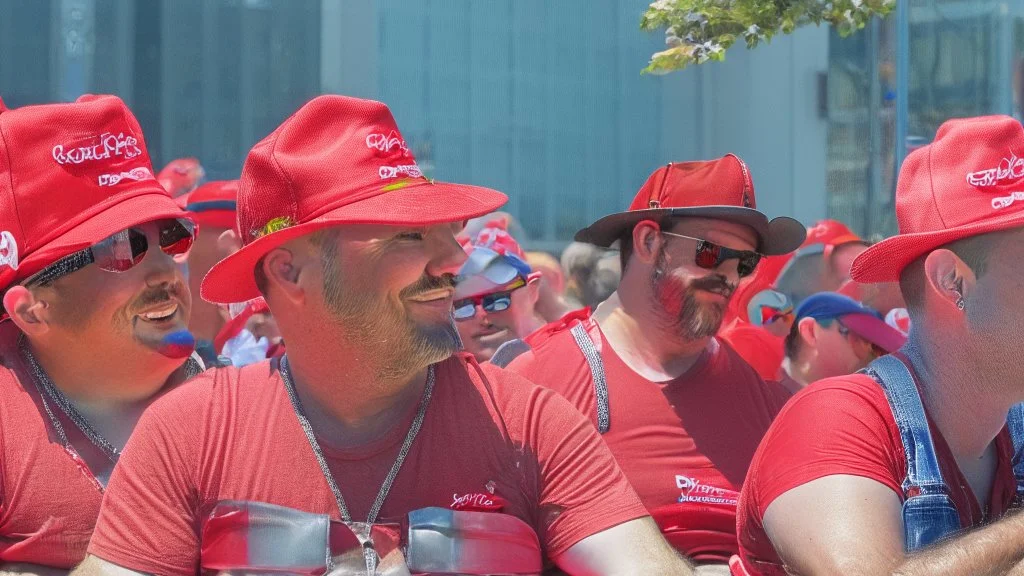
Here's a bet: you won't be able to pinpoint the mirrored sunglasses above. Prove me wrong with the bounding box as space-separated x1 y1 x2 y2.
23 218 196 287
453 277 527 321
660 231 762 278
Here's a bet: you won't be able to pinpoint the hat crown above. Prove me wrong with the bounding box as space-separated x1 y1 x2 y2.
0 94 161 282
896 115 1024 234
237 95 424 246
628 153 756 212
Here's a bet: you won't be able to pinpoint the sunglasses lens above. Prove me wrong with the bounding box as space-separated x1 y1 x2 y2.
694 242 720 270
92 229 148 272
738 253 761 277
453 300 475 320
160 219 197 259
484 295 512 313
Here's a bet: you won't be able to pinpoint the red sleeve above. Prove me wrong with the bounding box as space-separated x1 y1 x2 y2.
749 376 905 518
87 376 212 575
482 365 647 559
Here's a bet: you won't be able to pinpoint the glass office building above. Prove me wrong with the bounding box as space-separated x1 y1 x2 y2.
3 0 1024 246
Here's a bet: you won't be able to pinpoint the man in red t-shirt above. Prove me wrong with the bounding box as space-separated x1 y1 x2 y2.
507 155 806 570
78 96 688 575
737 115 1024 575
0 96 201 573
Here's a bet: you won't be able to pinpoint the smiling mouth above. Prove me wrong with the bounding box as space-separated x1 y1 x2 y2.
137 302 179 323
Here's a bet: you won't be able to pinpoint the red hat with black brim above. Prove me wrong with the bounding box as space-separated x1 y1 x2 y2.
201 95 507 304
574 154 806 256
853 115 1024 283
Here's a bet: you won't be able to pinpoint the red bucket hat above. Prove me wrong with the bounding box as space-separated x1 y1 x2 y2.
201 95 508 304
0 94 189 290
853 115 1024 282
177 180 238 231
575 154 806 255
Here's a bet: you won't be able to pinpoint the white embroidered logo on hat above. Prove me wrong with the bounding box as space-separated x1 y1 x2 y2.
365 131 408 154
966 152 1024 188
52 132 142 166
379 164 423 180
98 167 154 187
0 231 19 271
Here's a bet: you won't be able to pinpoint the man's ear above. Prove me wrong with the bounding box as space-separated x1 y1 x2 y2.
4 286 51 337
526 274 542 305
923 249 974 311
631 220 665 266
261 247 304 304
797 317 819 348
217 229 243 258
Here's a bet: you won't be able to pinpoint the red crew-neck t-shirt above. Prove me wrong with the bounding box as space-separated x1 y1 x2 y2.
736 356 1017 576
0 329 104 568
89 354 647 575
506 310 790 563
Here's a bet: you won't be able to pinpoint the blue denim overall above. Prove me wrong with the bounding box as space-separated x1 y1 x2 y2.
866 355 1024 552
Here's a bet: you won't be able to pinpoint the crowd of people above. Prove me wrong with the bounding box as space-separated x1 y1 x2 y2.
1 91 1023 575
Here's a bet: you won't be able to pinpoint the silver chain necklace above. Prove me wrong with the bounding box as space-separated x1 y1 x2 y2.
19 337 202 475
279 355 435 575
20 337 122 464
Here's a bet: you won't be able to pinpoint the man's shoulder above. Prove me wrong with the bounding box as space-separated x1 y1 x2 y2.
148 360 279 422
773 371 896 433
506 309 592 378
456 354 587 423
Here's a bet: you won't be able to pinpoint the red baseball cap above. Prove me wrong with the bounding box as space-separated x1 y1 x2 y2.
177 180 238 231
575 154 806 255
802 219 862 248
201 95 508 304
853 115 1024 282
157 157 205 197
0 94 189 290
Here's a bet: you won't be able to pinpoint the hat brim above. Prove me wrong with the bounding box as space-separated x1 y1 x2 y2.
201 180 507 304
841 312 907 353
575 206 806 256
851 209 1024 283
7 189 190 288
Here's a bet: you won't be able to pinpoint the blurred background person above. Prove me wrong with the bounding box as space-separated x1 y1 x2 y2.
176 180 239 365
781 291 905 392
773 219 868 307
156 157 205 198
454 220 544 363
561 241 620 309
525 250 578 322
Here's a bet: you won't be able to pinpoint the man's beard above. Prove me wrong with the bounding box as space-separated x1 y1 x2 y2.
320 248 460 381
650 248 735 341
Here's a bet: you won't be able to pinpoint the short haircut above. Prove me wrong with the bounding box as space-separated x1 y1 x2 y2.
899 229 1009 318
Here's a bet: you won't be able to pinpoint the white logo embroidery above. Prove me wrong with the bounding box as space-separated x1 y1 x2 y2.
98 167 154 186
966 153 1024 188
0 231 19 271
366 131 408 154
379 164 423 180
451 493 496 509
991 192 1024 210
52 132 143 165
674 475 738 507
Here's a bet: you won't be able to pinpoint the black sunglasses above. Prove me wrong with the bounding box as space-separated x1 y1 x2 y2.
22 218 197 287
660 231 762 278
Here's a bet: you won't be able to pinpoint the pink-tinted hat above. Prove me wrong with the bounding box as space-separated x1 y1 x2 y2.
202 95 507 303
854 116 1024 282
0 94 188 289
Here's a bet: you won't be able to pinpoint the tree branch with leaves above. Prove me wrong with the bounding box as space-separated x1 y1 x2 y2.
641 0 895 74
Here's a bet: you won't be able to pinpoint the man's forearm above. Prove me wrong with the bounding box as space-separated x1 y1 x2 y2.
893 511 1024 576
0 563 70 576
